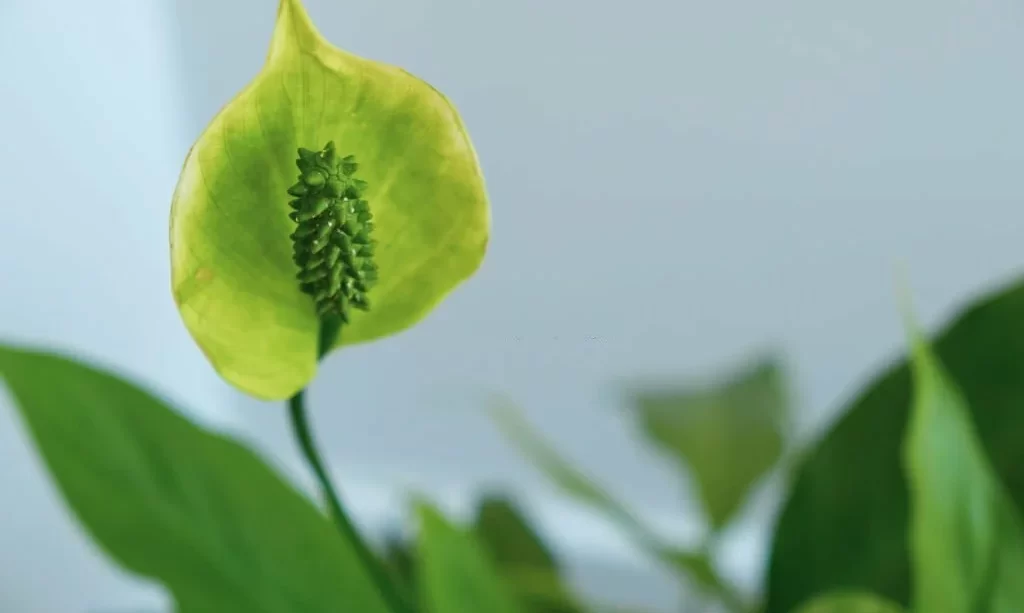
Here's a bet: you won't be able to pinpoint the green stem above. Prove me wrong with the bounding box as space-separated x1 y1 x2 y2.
286 317 412 613
287 391 348 526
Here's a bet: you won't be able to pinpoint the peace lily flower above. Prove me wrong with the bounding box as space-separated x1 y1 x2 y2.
170 0 489 400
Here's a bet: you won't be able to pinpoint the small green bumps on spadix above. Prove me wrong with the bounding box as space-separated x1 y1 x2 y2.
288 142 378 322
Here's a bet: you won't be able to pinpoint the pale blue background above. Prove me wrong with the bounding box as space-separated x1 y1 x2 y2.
2 0 1023 611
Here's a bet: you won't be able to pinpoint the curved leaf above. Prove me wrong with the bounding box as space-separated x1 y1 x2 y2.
905 320 1024 612
765 277 1024 612
0 343 392 613
474 495 582 613
416 502 525 613
170 0 489 399
630 357 789 530
490 404 748 611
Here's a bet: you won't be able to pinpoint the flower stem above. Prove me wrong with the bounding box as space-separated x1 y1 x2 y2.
287 390 347 525
286 317 412 613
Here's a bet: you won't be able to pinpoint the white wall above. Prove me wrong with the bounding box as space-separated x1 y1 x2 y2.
3 0 1024 611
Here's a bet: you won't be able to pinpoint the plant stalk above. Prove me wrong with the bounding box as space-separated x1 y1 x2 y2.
286 317 411 613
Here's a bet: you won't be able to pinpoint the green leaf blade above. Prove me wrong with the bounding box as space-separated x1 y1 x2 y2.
0 343 393 613
630 357 788 529
473 495 583 613
904 325 1024 612
765 278 1024 612
171 0 490 399
416 501 525 613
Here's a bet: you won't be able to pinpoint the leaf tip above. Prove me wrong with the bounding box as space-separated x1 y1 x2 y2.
893 268 933 375
269 0 323 61
412 498 449 537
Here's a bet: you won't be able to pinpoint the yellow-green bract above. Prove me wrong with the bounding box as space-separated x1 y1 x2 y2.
170 0 489 400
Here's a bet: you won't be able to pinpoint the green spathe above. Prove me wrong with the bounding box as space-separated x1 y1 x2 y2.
170 0 489 400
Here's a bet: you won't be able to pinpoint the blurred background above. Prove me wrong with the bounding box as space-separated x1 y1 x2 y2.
2 0 1023 611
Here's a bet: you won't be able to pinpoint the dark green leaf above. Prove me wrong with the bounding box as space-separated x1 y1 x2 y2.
416 501 524 613
790 592 904 613
904 324 1024 612
765 278 1024 612
630 357 788 529
381 530 420 610
0 344 392 613
473 495 581 613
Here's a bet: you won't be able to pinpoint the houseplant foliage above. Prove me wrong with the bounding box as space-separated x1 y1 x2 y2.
488 287 1024 613
901 307 1024 612
169 0 491 609
169 0 489 401
487 361 789 611
9 277 1024 612
0 345 395 613
765 278 1024 613
3 0 1024 610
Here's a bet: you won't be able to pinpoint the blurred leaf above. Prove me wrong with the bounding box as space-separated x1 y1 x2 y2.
491 404 747 610
766 278 1024 612
490 403 663 549
416 501 524 613
904 321 1024 612
0 344 392 613
790 592 904 613
491 403 630 515
474 495 581 613
630 357 788 529
170 0 489 399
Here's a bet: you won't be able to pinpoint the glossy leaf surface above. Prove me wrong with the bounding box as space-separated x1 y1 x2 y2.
0 343 392 613
904 324 1024 612
766 278 1024 612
